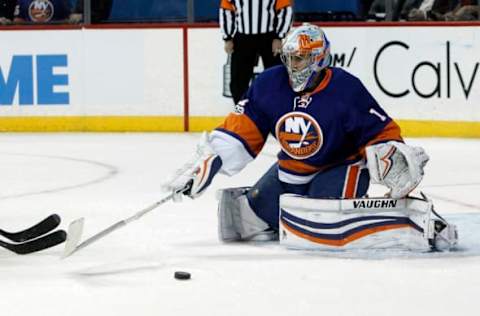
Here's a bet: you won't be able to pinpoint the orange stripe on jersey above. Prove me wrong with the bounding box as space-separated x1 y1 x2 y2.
282 220 412 247
219 113 265 156
309 68 333 96
220 0 235 11
343 165 360 198
369 120 403 144
358 120 403 158
278 159 321 174
275 0 292 11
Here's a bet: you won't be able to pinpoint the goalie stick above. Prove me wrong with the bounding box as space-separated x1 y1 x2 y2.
0 214 61 243
62 189 183 259
0 230 67 255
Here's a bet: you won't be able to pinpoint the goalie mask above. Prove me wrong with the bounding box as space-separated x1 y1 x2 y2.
281 23 331 93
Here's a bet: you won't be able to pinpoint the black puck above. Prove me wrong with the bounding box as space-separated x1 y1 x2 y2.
174 271 191 280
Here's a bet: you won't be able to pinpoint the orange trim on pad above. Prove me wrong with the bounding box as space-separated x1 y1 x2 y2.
198 155 213 184
282 220 412 247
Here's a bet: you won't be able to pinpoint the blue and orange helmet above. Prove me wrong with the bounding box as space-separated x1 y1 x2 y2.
281 23 331 92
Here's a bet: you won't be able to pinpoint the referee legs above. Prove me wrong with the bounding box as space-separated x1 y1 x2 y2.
230 34 258 104
259 33 282 69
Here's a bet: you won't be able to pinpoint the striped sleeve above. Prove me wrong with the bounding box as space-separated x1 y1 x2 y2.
216 112 267 158
357 121 403 158
274 0 293 38
209 129 255 176
211 79 271 175
219 0 237 40
210 112 267 175
366 120 403 145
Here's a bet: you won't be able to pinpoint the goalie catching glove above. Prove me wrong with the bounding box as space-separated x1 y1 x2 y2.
162 132 223 201
366 141 429 198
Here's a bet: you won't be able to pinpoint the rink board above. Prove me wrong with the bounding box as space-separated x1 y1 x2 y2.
0 24 478 136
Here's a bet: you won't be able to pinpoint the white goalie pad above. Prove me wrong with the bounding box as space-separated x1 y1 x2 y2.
279 194 457 251
217 187 274 242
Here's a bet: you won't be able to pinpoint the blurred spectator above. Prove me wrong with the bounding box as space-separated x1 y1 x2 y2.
69 0 112 24
394 0 424 19
0 0 16 24
0 0 17 25
220 0 293 105
368 0 387 19
405 0 431 20
408 0 478 20
433 0 479 20
14 0 71 23
368 0 425 20
360 0 375 19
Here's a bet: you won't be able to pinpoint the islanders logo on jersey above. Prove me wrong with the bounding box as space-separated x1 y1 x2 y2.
275 112 323 159
28 0 54 23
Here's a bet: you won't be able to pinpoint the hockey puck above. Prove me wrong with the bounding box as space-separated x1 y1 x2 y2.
174 271 191 280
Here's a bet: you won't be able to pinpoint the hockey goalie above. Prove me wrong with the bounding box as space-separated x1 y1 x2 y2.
162 23 458 252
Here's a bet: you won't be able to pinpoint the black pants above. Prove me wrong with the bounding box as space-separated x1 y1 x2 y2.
230 33 282 104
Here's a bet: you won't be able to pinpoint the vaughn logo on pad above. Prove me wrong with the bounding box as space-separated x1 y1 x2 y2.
353 199 398 209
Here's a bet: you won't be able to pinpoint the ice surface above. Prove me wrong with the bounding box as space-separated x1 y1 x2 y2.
0 133 479 316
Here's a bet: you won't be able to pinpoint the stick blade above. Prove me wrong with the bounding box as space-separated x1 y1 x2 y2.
62 218 84 259
0 213 61 243
0 230 67 255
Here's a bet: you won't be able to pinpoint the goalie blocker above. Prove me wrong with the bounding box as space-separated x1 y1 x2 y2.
279 194 458 251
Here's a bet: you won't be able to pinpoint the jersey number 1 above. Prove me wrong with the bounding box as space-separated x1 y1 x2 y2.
369 108 387 121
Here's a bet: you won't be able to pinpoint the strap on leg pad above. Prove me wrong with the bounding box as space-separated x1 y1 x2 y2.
217 187 273 242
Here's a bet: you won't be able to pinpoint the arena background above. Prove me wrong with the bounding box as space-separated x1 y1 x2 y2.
1 2 479 137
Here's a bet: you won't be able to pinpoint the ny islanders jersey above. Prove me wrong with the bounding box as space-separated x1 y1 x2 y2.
210 66 402 184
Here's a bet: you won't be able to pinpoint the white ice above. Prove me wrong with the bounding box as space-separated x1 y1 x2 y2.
0 133 479 316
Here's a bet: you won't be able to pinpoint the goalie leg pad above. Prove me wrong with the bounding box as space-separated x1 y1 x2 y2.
279 194 457 251
217 187 275 242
